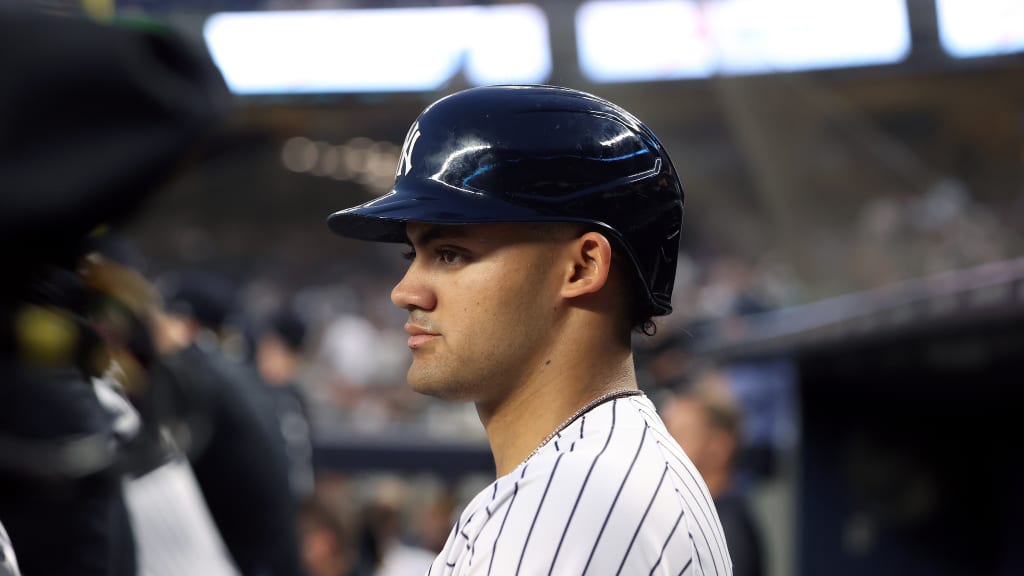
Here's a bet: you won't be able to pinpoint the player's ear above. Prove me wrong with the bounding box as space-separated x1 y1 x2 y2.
560 230 612 300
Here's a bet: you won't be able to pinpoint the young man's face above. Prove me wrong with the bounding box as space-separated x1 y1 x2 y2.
391 222 572 406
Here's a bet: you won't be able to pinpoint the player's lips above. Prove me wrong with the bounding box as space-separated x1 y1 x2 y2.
404 323 439 349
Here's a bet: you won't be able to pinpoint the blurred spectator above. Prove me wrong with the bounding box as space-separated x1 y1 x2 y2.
80 240 241 576
412 489 457 555
315 303 426 435
662 370 766 576
852 178 1021 295
299 498 358 576
154 269 306 575
158 269 248 360
257 308 316 501
319 312 385 388
356 477 435 576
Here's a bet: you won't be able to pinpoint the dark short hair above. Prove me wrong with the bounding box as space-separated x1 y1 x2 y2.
158 269 236 330
266 309 307 352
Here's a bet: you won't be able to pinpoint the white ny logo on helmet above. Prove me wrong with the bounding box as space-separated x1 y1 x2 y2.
396 121 422 177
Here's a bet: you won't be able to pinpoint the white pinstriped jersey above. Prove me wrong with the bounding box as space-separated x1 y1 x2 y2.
124 458 239 576
0 519 21 576
427 394 732 576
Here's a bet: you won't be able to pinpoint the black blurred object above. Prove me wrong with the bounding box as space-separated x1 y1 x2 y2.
0 7 231 576
0 364 137 576
158 269 238 332
268 309 308 353
0 6 231 274
80 233 152 277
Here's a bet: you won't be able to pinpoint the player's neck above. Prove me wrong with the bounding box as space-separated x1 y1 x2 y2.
479 339 637 477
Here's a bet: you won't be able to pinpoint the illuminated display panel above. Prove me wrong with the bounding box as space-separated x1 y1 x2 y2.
576 0 716 82
577 0 911 83
936 0 1024 58
203 5 551 94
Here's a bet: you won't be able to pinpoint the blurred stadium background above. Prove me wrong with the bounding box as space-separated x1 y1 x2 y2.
24 1 1024 574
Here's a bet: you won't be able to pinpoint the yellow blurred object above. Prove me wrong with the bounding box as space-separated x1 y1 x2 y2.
15 305 78 367
82 0 115 22
88 223 112 237
80 254 159 315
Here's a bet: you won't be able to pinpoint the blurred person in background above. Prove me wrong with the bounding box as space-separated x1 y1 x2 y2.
154 269 306 575
356 477 435 576
299 497 359 576
412 488 458 555
327 85 731 575
0 6 229 575
256 307 316 502
662 369 766 576
79 238 241 576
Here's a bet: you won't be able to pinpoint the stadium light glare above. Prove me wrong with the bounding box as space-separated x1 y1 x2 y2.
577 0 911 83
203 5 551 95
936 0 1024 58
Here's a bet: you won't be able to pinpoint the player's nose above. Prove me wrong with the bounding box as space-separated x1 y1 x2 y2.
391 265 436 312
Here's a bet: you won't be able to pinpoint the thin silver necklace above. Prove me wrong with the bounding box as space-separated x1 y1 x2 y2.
523 388 643 464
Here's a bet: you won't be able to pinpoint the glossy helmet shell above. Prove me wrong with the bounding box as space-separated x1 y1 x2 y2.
327 85 684 317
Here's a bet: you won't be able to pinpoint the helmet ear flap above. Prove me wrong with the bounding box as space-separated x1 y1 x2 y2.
327 85 684 319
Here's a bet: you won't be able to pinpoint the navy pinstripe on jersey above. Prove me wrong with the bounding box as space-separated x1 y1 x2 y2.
426 394 732 575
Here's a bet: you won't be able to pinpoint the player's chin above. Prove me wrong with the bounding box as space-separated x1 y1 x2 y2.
406 365 440 395
407 367 469 401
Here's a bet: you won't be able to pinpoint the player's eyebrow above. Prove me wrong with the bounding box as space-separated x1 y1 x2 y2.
406 224 471 247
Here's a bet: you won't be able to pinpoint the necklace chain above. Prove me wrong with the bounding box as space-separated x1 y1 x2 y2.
523 388 643 464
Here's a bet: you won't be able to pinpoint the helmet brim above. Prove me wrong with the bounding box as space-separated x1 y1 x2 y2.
328 179 587 243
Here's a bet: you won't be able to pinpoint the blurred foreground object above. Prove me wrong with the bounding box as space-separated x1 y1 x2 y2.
0 520 19 576
0 7 230 576
0 5 230 274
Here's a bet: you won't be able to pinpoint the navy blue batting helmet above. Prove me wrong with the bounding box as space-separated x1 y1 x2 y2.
327 85 684 317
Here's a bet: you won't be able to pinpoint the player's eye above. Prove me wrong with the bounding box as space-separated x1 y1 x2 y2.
401 249 416 261
437 248 462 265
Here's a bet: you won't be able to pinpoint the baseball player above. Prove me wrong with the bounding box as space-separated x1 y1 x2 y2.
328 85 732 575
